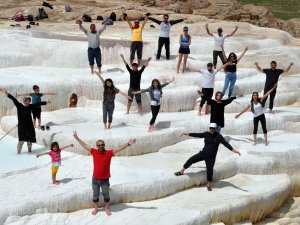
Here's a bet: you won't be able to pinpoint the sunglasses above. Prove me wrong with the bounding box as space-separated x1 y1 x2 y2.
97 144 105 147
209 127 216 130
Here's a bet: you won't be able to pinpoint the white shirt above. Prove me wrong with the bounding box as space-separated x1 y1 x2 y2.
160 22 172 38
151 89 161 106
248 101 264 117
202 69 218 88
213 34 226 51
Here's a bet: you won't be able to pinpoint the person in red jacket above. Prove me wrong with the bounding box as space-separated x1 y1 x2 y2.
73 131 136 216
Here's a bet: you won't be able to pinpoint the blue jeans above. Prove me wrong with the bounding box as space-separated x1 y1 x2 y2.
88 47 101 68
222 72 237 97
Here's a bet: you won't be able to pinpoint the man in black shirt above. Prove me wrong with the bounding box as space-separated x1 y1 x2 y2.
174 123 240 191
255 61 293 113
120 54 151 114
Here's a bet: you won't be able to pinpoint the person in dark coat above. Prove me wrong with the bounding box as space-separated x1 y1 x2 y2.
174 123 241 191
0 88 49 154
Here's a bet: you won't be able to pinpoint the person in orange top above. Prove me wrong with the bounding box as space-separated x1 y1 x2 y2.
73 131 136 216
124 13 148 65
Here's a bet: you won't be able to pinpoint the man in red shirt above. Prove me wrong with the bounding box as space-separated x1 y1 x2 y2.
73 131 136 216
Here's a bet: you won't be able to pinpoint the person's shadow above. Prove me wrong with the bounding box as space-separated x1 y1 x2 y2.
110 203 156 212
212 180 248 192
59 177 85 184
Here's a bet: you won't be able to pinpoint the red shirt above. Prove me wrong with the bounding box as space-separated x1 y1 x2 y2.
48 149 61 163
90 148 114 179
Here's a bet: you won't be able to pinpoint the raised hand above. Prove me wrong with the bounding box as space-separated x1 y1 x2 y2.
0 88 8 95
235 114 240 119
128 138 136 145
120 54 124 59
181 132 189 137
73 131 79 139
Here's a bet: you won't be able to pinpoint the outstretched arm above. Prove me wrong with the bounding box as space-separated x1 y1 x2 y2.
43 92 57 96
182 132 205 138
161 76 175 88
94 71 105 85
226 25 238 37
254 62 264 73
1 88 21 107
113 138 136 154
60 144 74 151
97 24 106 35
205 23 213 36
36 151 50 158
77 18 87 34
283 62 294 73
119 90 132 101
170 18 184 26
261 84 277 101
125 15 133 29
221 44 227 61
148 17 162 25
185 67 201 73
16 92 29 97
120 54 129 65
237 46 248 63
73 131 91 152
145 57 151 67
235 105 250 119
216 63 228 72
141 15 148 29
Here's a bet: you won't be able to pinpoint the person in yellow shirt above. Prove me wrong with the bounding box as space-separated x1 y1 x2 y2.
124 13 148 65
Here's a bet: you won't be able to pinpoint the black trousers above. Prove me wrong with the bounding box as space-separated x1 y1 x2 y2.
262 87 277 110
183 151 216 182
253 113 267 134
199 88 214 107
150 105 160 125
213 50 226 68
157 37 170 60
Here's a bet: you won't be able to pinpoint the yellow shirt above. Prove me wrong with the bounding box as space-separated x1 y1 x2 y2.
131 25 143 42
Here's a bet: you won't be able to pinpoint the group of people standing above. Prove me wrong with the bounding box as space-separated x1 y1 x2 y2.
0 14 295 217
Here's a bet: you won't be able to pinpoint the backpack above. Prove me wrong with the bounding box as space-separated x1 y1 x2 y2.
36 8 48 20
65 5 72 12
109 12 116 21
15 12 25 21
82 13 92 22
27 14 34 21
96 15 103 20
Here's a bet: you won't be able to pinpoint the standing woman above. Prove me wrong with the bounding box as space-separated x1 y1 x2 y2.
95 71 132 129
235 84 277 145
177 26 191 73
221 45 248 98
133 77 175 132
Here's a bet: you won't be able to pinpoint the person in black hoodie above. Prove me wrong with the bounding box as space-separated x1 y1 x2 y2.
174 123 240 191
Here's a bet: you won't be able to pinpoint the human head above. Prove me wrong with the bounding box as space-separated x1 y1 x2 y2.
163 14 169 22
33 85 40 93
151 79 161 89
90 24 96 33
133 20 140 29
207 62 213 72
217 27 223 35
104 78 113 88
251 92 259 101
215 91 223 101
228 52 237 61
270 61 277 70
132 62 138 71
50 141 59 151
183 26 188 33
96 139 105 152
209 123 217 134
23 97 31 107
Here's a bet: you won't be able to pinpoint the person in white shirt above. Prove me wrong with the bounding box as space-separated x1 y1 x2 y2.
205 24 238 69
148 14 187 60
186 62 227 115
235 84 277 146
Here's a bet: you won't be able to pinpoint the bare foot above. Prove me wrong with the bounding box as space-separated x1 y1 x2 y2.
17 150 21 154
264 140 269 146
269 110 274 114
253 141 256 146
198 111 201 116
105 208 112 216
53 181 60 185
91 70 94 74
91 208 98 215
125 112 129 114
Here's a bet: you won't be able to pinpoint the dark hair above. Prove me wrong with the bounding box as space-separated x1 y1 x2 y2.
33 85 39 90
271 61 277 65
151 79 161 89
50 141 59 151
163 14 169 18
132 63 138 67
103 78 117 96
69 93 78 107
250 92 262 113
215 91 223 99
217 27 223 32
207 62 213 67
227 52 237 62
90 24 95 28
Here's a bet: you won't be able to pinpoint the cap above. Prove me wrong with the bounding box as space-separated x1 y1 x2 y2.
207 62 213 67
209 123 217 128
217 27 223 32
183 26 188 31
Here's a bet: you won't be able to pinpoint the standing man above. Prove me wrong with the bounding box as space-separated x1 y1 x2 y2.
124 13 148 65
206 24 238 69
187 62 227 115
0 88 50 154
255 61 294 113
73 131 136 216
77 18 108 74
174 123 240 191
120 53 151 114
148 14 186 60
